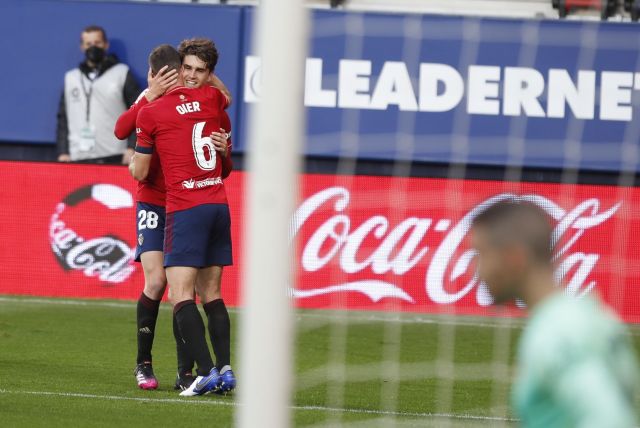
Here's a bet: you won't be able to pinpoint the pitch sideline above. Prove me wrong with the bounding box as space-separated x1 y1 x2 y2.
0 295 523 329
0 388 517 423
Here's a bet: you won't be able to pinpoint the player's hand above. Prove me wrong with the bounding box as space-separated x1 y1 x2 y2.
210 128 230 158
145 66 178 102
122 148 135 165
58 154 71 162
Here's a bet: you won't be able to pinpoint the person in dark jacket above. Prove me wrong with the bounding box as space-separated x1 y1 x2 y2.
57 25 141 164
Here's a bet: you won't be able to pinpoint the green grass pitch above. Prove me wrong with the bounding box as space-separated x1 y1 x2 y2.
1 295 639 427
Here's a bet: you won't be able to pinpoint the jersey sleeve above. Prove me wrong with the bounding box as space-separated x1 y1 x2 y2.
554 357 637 428
221 111 233 179
515 299 639 428
217 87 229 111
135 107 155 154
221 110 231 133
114 89 149 140
221 146 233 179
204 85 229 112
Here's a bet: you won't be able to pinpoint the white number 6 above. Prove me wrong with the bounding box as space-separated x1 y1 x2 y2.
192 121 216 170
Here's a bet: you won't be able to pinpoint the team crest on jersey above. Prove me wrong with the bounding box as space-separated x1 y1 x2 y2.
180 94 186 100
138 233 144 246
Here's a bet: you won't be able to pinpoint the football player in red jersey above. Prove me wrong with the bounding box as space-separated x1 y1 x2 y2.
115 39 233 392
133 44 235 396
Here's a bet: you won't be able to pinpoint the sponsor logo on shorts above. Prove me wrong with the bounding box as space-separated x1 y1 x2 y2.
138 233 144 246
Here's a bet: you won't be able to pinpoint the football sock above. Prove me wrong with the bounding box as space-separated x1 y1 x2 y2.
173 313 194 375
174 299 214 376
203 299 231 369
136 292 160 364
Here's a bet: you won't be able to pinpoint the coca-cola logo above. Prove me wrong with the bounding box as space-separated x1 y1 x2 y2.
291 187 621 307
49 184 136 284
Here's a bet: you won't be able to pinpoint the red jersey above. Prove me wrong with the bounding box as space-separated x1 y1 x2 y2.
136 85 229 213
220 112 233 180
114 90 166 207
116 89 233 207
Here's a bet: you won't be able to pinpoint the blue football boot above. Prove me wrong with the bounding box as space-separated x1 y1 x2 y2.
179 367 220 396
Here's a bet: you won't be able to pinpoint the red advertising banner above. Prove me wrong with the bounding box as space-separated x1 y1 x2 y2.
1 161 639 322
0 161 241 305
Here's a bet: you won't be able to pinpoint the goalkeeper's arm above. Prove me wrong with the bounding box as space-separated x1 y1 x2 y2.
554 358 636 428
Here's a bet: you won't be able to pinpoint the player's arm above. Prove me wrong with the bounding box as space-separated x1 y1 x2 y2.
114 67 178 140
114 97 148 140
221 141 233 179
219 111 233 178
128 152 136 177
210 129 232 178
133 109 156 181
132 145 152 181
207 74 232 107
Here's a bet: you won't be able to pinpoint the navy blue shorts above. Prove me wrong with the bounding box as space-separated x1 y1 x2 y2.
134 202 166 262
164 203 232 268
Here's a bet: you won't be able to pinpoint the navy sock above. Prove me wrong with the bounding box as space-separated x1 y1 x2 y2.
203 299 231 369
174 300 214 376
136 292 160 364
173 313 195 374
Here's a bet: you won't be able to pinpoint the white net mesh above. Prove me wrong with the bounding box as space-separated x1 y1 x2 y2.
272 6 640 427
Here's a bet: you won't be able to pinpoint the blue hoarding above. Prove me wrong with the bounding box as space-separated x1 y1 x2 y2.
2 1 640 172
0 0 242 145
239 8 640 172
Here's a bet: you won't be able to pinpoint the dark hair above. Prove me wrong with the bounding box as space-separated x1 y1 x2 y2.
81 25 107 42
472 200 553 264
177 38 219 72
148 44 182 76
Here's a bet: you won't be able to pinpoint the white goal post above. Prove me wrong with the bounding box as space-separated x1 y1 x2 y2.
237 1 309 427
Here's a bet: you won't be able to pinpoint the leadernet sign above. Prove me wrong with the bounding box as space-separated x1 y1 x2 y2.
238 10 640 172
246 56 639 121
1 161 639 322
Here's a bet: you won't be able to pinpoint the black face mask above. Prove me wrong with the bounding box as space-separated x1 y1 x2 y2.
85 46 106 64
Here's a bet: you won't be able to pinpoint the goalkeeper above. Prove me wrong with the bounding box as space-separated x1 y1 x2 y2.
471 200 638 428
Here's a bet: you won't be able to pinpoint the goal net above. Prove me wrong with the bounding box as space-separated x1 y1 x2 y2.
239 2 640 427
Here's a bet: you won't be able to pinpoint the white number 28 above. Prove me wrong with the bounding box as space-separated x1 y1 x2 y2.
138 210 159 230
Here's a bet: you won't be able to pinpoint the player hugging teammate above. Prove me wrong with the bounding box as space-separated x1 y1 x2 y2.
114 39 235 395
